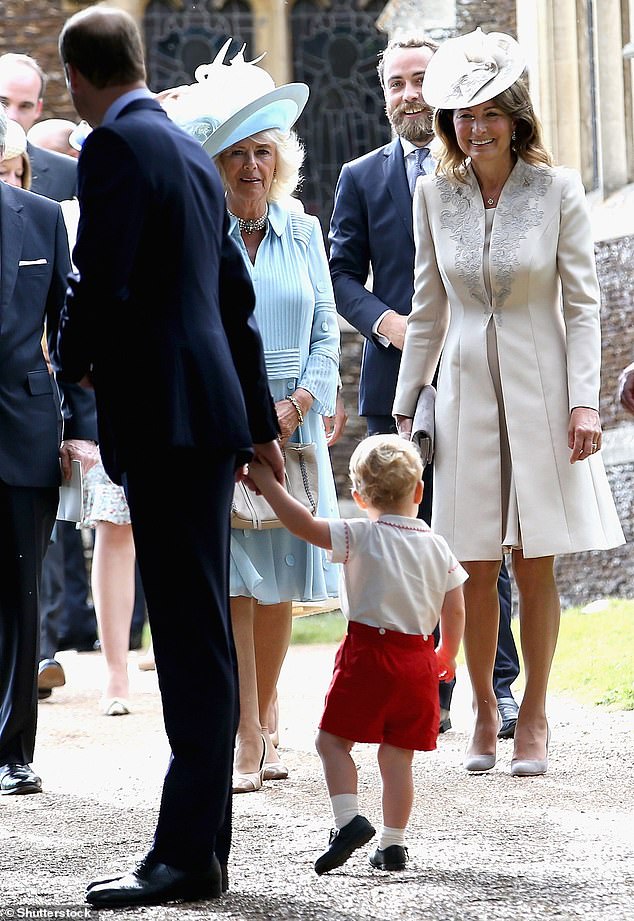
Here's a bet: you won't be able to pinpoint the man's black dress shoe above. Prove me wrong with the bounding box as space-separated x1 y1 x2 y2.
369 845 409 871
0 763 42 795
38 688 52 701
86 855 223 906
38 658 66 691
439 707 452 734
314 814 375 875
497 696 519 739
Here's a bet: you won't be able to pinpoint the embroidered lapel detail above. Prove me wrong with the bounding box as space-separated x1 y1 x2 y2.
438 173 488 308
437 161 553 311
491 161 552 306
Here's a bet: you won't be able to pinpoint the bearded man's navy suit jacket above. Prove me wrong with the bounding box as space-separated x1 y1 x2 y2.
55 97 278 873
329 138 415 418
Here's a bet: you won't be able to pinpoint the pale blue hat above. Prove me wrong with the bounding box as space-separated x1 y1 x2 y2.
163 40 308 157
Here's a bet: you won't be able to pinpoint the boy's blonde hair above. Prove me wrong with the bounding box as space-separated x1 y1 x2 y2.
349 435 423 509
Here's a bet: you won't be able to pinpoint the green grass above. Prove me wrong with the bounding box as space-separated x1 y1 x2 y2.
291 610 346 645
549 599 634 710
290 599 634 710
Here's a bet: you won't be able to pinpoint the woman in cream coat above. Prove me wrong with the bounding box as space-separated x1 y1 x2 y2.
394 30 624 778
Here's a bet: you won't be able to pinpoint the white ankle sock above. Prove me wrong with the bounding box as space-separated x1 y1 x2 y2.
330 794 359 830
378 826 406 850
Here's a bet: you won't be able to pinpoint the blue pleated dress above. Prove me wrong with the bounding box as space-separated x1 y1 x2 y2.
229 202 340 604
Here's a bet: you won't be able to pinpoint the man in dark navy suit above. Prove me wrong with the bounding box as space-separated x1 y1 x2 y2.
329 37 520 736
0 51 94 697
57 6 282 907
0 103 96 796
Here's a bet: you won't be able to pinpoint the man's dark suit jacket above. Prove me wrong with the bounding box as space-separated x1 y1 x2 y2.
0 181 96 768
0 181 93 487
329 138 415 418
56 97 277 482
27 142 77 203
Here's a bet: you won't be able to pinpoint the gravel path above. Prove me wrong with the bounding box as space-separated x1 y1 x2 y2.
1 644 632 921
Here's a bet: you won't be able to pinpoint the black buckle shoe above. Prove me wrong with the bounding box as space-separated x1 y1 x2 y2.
497 697 519 739
314 815 375 875
369 845 409 871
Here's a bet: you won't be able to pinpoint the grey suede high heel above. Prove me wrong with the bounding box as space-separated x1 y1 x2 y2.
511 726 551 777
464 713 501 772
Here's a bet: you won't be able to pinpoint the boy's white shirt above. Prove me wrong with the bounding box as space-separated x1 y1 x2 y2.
328 515 467 636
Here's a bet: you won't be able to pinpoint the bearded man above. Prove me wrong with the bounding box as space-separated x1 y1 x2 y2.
328 37 521 739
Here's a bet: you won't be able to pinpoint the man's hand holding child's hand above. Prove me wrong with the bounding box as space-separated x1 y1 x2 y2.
247 458 275 495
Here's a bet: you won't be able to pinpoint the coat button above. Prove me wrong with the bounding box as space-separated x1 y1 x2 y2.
379 628 386 635
285 554 295 566
321 320 329 332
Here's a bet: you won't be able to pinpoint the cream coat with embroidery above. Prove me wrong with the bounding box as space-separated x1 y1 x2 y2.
393 159 624 559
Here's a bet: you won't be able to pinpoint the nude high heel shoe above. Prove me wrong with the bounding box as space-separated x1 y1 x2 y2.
511 726 551 777
463 713 501 772
232 736 266 794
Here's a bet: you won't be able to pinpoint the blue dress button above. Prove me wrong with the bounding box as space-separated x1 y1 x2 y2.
285 554 296 566
321 320 329 332
287 382 294 390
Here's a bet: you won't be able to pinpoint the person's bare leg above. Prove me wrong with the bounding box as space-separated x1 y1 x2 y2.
92 521 135 703
377 744 414 829
315 729 357 795
462 560 502 760
230 596 264 776
512 552 559 762
267 689 279 747
254 600 292 765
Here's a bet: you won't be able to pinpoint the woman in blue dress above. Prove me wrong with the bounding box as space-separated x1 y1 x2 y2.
171 51 341 792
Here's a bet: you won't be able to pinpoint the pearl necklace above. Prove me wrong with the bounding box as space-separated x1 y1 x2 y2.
228 206 268 234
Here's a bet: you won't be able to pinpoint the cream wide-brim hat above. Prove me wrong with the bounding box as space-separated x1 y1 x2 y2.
3 119 27 160
159 39 308 157
422 28 526 110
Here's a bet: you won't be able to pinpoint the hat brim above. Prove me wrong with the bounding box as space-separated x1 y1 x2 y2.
202 84 309 157
423 32 526 110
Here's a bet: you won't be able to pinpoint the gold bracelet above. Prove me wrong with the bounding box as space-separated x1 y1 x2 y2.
285 395 304 426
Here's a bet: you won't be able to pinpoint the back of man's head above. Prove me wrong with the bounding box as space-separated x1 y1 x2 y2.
59 6 146 89
28 117 77 157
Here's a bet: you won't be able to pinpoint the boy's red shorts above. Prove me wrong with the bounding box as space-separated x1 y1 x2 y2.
318 620 439 751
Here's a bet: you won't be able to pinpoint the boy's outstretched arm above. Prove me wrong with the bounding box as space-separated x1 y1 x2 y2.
248 459 333 550
435 585 465 682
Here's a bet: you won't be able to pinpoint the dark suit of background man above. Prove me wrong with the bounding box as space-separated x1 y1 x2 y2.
0 104 96 796
56 6 283 908
329 37 520 736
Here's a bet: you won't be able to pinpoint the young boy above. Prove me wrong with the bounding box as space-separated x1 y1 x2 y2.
248 435 466 874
